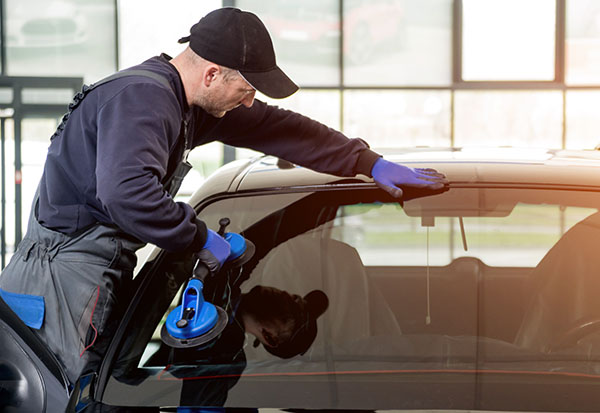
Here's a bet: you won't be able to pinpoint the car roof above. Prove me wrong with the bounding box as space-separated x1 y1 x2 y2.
188 147 600 207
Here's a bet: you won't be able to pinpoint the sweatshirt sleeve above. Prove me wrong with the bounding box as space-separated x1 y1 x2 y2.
95 83 207 252
205 99 380 177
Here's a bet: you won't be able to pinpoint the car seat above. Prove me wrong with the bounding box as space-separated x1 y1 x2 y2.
242 228 403 360
514 211 600 354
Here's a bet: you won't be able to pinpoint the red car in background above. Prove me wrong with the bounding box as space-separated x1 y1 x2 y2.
241 0 406 65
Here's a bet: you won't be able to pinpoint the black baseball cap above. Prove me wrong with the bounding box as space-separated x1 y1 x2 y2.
178 7 299 99
263 290 329 359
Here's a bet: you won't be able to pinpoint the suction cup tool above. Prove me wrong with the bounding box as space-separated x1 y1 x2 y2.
161 217 256 349
160 278 229 348
218 217 256 270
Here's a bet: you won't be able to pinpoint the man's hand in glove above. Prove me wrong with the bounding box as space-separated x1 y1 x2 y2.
371 157 448 198
196 229 231 275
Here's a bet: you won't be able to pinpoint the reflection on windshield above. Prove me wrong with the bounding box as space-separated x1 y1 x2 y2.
107 187 600 411
144 258 329 407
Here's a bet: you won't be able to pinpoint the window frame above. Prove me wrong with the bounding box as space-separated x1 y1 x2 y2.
227 0 600 150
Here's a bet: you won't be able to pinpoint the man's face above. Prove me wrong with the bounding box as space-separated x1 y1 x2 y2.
243 286 300 347
196 71 256 118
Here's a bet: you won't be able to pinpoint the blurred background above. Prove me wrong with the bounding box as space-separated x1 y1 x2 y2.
0 0 598 263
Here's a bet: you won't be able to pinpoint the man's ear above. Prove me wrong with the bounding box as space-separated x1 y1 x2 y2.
204 65 220 87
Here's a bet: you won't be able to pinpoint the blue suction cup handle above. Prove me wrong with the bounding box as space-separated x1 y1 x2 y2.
165 278 220 340
179 278 205 323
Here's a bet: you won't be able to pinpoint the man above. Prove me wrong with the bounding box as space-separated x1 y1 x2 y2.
0 7 447 385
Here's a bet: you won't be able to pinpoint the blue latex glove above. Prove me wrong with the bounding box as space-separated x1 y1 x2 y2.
371 157 448 198
195 229 231 275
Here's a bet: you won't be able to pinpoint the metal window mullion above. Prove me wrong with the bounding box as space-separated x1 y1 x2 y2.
13 86 21 247
555 0 566 84
562 89 567 149
339 0 345 132
223 144 236 165
224 0 237 163
556 0 567 149
1 117 5 268
451 0 459 150
450 89 455 147
114 0 120 70
453 0 463 84
0 0 5 76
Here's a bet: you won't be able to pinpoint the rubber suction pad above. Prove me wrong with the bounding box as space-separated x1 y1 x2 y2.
222 238 255 270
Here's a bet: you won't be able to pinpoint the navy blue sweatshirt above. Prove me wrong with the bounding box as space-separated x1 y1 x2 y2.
38 54 380 253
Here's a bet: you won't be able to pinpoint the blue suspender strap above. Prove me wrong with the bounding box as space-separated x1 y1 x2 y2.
0 288 45 329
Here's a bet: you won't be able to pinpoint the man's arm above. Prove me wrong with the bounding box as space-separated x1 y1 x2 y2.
96 82 206 252
210 100 447 197
211 100 380 177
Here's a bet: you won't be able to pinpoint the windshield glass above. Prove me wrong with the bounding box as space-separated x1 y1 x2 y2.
105 186 600 411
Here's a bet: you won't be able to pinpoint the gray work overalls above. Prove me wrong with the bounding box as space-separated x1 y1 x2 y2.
0 70 192 384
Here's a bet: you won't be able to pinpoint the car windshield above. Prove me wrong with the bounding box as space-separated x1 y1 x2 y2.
104 185 600 411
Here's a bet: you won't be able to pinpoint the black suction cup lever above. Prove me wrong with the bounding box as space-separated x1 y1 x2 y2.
176 307 195 328
218 217 230 236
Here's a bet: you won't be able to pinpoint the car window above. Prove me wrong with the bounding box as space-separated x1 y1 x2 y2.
104 186 600 412
331 201 597 266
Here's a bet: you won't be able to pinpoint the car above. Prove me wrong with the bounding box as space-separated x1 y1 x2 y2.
243 0 406 66
3 147 600 412
5 0 87 49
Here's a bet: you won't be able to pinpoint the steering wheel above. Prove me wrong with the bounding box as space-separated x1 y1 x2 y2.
549 317 600 352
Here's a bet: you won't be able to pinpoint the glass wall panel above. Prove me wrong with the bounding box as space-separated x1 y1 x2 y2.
0 89 13 105
177 142 224 202
566 90 600 149
21 118 59 237
344 0 452 86
566 0 600 85
2 119 15 259
237 0 340 86
462 0 556 81
5 0 116 82
235 90 342 162
21 88 74 105
332 203 454 266
449 205 593 267
331 198 594 268
118 0 221 70
260 90 341 129
343 90 451 148
454 91 563 148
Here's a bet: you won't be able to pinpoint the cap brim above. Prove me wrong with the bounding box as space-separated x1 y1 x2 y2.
241 66 299 99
